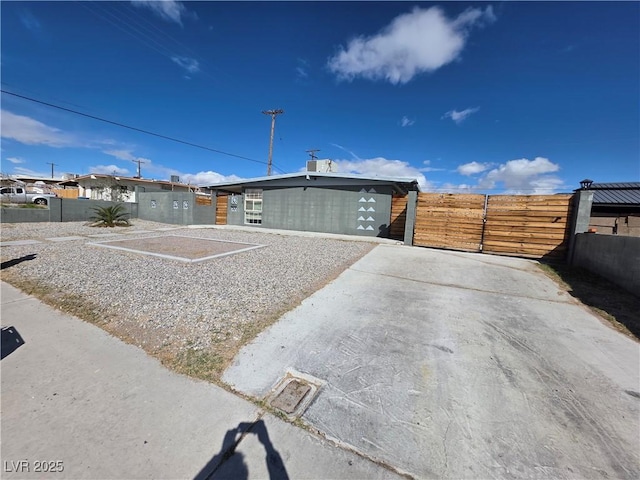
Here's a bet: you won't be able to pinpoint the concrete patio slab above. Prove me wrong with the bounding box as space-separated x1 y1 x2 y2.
224 244 640 479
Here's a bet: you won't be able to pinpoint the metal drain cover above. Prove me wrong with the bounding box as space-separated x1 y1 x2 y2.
271 380 311 414
266 371 325 418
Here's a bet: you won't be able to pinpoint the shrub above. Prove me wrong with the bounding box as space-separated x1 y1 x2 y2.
90 204 130 227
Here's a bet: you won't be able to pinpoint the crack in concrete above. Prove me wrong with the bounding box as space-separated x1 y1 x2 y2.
349 267 572 305
443 418 452 474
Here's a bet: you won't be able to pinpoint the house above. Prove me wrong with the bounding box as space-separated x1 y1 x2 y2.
12 175 64 186
587 182 640 236
75 174 196 203
205 172 419 237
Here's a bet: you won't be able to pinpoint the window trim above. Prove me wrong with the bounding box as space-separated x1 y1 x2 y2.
244 188 263 225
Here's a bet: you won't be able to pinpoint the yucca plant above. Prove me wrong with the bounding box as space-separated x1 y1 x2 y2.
90 204 131 227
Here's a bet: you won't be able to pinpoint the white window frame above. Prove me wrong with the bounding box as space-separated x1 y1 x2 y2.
244 188 263 225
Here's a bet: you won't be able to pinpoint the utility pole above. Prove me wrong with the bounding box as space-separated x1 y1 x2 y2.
46 162 58 179
306 149 320 161
262 109 284 176
131 159 146 178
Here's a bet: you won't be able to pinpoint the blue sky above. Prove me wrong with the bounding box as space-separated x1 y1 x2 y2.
1 1 638 192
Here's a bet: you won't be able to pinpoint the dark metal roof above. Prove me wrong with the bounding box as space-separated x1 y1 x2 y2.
205 172 420 194
590 182 640 205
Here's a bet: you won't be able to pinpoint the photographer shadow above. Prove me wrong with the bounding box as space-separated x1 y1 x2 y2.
194 419 289 480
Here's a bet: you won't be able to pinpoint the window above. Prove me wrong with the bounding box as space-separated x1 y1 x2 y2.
244 189 263 225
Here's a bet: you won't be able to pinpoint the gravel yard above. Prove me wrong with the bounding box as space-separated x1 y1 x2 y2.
1 221 374 381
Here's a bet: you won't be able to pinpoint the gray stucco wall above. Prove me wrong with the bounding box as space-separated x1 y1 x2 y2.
226 193 244 226
138 192 197 225
1 205 55 223
227 185 393 237
193 200 215 225
572 233 640 296
1 198 137 223
60 199 137 222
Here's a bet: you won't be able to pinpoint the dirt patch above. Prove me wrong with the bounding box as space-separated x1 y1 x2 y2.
538 262 640 341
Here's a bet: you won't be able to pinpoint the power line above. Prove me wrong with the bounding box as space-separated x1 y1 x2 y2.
1 89 284 171
78 2 225 84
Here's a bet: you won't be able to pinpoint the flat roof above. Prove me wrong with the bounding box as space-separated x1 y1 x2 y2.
204 171 420 192
75 173 193 188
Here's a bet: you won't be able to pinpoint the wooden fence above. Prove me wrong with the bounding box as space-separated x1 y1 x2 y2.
412 192 574 259
414 193 486 252
390 194 408 239
195 195 212 206
215 195 228 225
52 188 79 199
483 194 573 259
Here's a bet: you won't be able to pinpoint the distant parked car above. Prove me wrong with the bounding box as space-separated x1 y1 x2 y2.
0 186 57 205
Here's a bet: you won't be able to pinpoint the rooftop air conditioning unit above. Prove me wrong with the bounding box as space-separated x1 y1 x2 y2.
306 159 335 173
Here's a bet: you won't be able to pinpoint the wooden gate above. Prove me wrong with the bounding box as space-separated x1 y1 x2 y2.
390 194 408 239
483 194 573 259
412 192 574 259
414 193 486 252
215 194 228 225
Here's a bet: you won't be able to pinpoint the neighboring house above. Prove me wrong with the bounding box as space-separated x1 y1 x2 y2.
52 178 80 199
588 182 640 236
205 172 419 237
75 174 195 203
12 175 64 186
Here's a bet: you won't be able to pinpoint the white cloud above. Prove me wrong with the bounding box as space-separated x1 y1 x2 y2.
478 157 564 194
333 157 429 190
131 0 193 26
180 171 244 185
98 152 241 186
327 5 495 84
443 107 479 124
1 110 74 147
12 166 52 178
6 157 26 164
171 56 200 74
103 149 150 164
89 165 131 175
103 149 136 161
400 116 415 127
434 182 477 193
101 150 152 176
419 160 446 173
457 161 490 176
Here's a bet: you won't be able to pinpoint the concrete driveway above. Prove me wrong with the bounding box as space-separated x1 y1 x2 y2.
0 282 400 480
224 244 640 479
